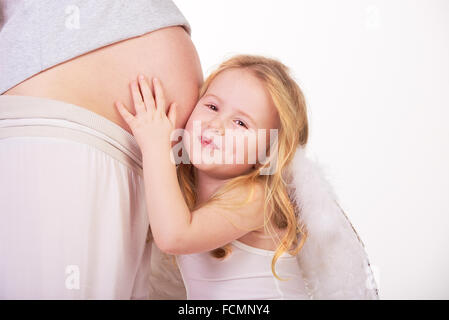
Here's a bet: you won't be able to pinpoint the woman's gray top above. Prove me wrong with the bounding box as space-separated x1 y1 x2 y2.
0 0 191 94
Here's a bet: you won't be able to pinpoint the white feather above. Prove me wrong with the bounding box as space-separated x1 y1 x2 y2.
286 146 379 299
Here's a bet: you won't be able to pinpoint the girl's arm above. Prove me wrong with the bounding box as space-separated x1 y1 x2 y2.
116 76 265 255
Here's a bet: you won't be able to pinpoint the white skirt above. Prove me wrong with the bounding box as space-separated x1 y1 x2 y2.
0 95 186 299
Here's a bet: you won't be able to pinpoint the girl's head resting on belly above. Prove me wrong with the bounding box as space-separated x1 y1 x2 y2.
177 54 310 280
181 54 308 179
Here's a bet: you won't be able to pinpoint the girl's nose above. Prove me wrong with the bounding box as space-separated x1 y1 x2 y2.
206 117 225 136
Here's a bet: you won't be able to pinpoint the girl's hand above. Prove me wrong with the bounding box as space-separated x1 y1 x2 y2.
115 75 177 154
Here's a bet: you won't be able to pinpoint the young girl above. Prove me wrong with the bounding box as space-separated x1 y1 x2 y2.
115 55 378 300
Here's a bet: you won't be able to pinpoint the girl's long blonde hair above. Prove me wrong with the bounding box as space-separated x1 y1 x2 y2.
177 54 309 280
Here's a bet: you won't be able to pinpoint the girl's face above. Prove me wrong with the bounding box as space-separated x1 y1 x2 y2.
183 68 280 179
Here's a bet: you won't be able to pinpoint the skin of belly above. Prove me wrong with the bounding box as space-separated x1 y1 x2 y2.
3 26 204 135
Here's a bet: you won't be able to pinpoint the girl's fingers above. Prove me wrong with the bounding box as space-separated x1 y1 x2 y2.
115 101 135 126
153 78 167 116
138 75 156 112
167 102 177 128
130 80 146 115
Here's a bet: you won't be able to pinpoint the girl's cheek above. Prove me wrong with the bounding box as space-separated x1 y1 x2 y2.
222 133 251 164
188 112 210 131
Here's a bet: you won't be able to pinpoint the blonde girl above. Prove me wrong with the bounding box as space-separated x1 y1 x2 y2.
116 54 311 299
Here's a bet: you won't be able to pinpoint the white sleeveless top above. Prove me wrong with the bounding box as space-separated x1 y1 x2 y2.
175 240 310 300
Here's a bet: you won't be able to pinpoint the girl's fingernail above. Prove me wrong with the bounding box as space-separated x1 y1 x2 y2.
139 74 144 80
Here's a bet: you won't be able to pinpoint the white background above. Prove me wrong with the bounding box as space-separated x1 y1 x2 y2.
173 0 449 299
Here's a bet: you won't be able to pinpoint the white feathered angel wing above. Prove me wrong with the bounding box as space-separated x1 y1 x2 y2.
285 146 379 299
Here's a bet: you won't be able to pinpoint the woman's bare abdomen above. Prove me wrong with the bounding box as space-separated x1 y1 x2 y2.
3 26 203 134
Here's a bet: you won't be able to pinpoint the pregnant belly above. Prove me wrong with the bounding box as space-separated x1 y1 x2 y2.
3 26 203 135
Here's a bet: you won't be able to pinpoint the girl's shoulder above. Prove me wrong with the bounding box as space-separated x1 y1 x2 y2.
205 181 267 232
219 180 266 206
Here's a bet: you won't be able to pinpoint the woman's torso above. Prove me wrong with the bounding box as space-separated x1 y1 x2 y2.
3 26 203 135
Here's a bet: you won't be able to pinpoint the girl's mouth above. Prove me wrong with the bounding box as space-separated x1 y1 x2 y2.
199 135 218 150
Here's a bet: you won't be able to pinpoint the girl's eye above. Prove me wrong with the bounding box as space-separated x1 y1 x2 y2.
235 120 248 128
206 104 218 111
